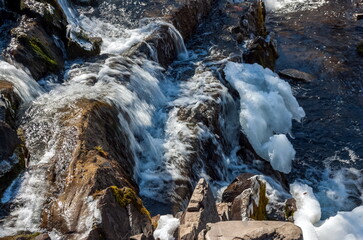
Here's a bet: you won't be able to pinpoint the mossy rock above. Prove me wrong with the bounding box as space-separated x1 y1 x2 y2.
110 186 151 220
357 41 363 57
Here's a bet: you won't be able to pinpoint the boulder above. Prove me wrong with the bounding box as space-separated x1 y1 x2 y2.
179 178 219 240
67 32 102 59
278 68 316 83
0 232 49 240
5 16 64 80
215 202 231 221
200 221 303 240
222 174 269 221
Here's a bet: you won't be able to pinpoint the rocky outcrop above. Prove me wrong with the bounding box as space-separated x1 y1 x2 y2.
0 232 50 240
179 178 219 240
37 99 151 239
222 173 269 221
200 221 303 240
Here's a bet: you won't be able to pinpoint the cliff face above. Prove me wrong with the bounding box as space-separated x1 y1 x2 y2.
0 0 302 239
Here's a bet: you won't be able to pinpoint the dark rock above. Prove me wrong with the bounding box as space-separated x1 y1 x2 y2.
3 0 21 12
279 68 316 83
71 0 98 6
179 178 219 240
0 81 26 198
5 16 64 80
243 36 278 70
0 232 45 240
285 198 297 222
19 0 68 38
67 31 102 59
357 41 363 57
354 13 363 20
222 173 256 203
201 221 303 240
222 174 268 221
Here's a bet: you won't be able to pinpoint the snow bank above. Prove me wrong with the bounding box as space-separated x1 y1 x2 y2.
224 62 305 173
153 215 180 240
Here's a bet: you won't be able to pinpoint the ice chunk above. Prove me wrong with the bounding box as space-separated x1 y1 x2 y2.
153 215 180 240
224 62 304 173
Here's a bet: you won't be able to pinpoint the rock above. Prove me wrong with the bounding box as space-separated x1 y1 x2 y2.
36 99 151 239
222 173 256 203
285 198 297 222
200 221 303 240
357 41 363 57
0 81 26 198
354 13 363 20
5 16 64 80
19 0 68 37
167 0 216 41
222 174 268 221
34 233 50 240
243 36 278 70
279 68 316 83
71 0 98 6
67 30 102 59
179 178 219 240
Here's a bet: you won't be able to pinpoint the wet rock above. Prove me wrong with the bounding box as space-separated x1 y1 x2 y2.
19 0 68 37
243 35 278 70
285 198 297 222
0 81 25 198
3 0 21 12
200 221 303 240
357 41 363 57
5 16 64 80
167 0 216 41
67 31 102 59
38 99 150 239
279 68 316 83
354 13 363 20
179 178 219 240
71 0 97 6
222 174 269 220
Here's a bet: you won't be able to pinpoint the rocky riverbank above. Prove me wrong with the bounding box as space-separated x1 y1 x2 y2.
0 0 307 239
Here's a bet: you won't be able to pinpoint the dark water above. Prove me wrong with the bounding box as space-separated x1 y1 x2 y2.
267 0 363 218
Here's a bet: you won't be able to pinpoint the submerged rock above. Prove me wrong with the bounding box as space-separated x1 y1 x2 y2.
279 68 316 83
179 178 219 240
200 221 303 240
357 41 363 57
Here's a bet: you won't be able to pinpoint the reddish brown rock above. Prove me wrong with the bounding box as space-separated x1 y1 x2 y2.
279 68 316 83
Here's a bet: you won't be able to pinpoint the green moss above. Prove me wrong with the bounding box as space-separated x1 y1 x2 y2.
94 145 109 158
250 181 269 220
28 38 58 67
357 41 363 57
110 186 151 220
0 232 41 240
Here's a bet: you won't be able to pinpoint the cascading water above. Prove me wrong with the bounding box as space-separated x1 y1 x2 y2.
0 0 361 239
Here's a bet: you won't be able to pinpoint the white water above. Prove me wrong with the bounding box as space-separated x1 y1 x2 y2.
153 215 180 240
